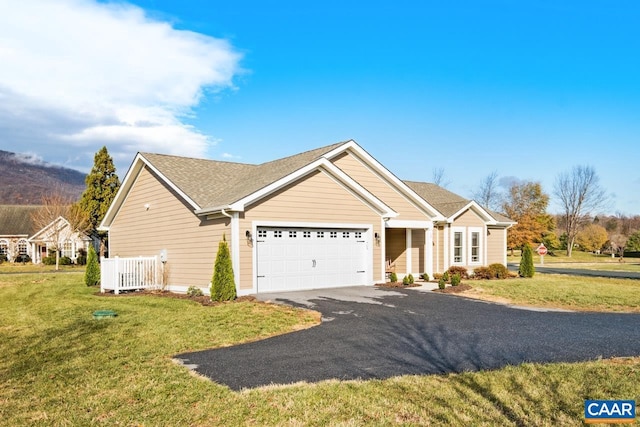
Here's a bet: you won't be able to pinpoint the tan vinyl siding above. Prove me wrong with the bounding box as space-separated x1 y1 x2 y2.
240 170 383 290
109 166 229 287
452 209 486 228
385 228 406 274
411 229 426 273
332 152 428 221
487 227 507 265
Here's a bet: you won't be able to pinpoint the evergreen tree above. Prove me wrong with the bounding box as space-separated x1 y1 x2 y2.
77 147 120 254
84 245 100 286
519 244 535 278
210 235 236 302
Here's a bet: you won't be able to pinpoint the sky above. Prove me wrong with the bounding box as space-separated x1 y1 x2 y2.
1 0 639 214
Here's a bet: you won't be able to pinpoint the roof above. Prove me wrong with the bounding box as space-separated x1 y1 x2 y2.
140 141 346 209
0 205 41 236
403 181 470 217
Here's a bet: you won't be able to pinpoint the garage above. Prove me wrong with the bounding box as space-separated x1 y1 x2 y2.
256 227 369 293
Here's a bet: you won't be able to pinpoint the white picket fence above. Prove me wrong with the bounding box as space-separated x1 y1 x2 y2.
100 256 159 294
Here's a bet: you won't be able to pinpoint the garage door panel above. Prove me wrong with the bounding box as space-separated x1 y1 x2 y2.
256 227 368 293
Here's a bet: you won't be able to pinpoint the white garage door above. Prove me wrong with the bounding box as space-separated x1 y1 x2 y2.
256 227 368 293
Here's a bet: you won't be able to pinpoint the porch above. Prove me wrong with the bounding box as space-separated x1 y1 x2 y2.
383 224 433 279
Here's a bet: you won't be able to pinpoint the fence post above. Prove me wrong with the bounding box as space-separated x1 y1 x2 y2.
114 256 120 295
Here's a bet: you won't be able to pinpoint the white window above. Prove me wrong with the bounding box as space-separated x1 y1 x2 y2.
453 232 463 263
17 239 28 256
258 229 267 239
471 232 480 262
303 231 311 238
469 227 483 264
317 231 324 238
330 232 337 238
62 240 73 258
0 240 8 256
274 230 282 238
288 231 297 238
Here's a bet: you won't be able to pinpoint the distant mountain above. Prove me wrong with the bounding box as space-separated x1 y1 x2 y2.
0 150 86 205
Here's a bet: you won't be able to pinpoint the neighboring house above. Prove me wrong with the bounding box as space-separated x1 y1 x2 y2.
0 205 94 264
28 216 95 264
0 205 40 262
99 140 515 295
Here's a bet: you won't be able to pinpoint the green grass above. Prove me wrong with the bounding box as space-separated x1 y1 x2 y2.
2 273 640 425
508 250 640 272
467 274 640 312
0 262 85 274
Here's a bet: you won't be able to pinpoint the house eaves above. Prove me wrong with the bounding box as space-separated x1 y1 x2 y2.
220 158 397 218
322 141 446 221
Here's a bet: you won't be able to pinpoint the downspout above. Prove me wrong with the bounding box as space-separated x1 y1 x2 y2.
220 208 233 219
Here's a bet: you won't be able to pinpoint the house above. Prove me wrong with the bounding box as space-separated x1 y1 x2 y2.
99 140 515 295
28 216 95 264
0 205 94 264
0 205 40 262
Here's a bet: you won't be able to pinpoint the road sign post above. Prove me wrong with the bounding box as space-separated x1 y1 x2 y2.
537 244 548 265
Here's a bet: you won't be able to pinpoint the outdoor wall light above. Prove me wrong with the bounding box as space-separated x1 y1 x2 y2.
144 203 150 210
245 230 253 242
374 232 381 245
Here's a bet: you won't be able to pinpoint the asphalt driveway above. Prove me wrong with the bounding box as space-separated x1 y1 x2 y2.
176 286 640 391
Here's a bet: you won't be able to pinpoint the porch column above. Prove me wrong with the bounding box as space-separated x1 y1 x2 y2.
405 229 412 275
425 228 433 279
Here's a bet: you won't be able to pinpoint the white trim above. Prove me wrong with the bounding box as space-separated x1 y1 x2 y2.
451 226 466 266
229 159 396 219
443 225 449 269
322 140 446 221
100 153 201 229
468 227 483 265
426 228 433 279
447 200 497 225
379 217 386 283
230 212 240 293
385 219 433 229
503 228 508 266
251 221 374 294
405 229 412 275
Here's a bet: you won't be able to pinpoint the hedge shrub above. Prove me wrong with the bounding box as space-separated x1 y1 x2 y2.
447 266 469 279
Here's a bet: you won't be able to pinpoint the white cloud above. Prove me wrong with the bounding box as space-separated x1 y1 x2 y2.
0 0 242 172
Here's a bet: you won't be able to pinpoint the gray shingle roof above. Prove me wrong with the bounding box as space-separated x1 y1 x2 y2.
139 142 513 224
403 181 470 217
141 141 346 209
0 205 41 236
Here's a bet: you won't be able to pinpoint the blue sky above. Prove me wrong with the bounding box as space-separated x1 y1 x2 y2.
1 1 638 214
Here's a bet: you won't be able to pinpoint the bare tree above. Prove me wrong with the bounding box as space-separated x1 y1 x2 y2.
31 192 73 270
553 165 607 257
432 167 451 188
472 171 503 211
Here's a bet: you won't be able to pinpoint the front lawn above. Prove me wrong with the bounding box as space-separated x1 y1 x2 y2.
1 273 639 425
461 274 640 312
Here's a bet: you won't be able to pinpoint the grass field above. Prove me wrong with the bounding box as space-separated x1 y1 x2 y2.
2 272 639 425
462 274 640 312
508 250 640 272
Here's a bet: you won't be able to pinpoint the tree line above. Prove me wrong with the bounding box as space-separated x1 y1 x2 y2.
468 165 639 257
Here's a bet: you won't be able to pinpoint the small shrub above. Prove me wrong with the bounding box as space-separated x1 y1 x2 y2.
451 273 461 286
433 273 443 280
186 286 204 297
211 235 237 302
519 244 535 278
447 266 469 279
84 245 100 287
0 254 7 263
76 255 87 265
14 254 31 263
442 271 450 283
59 256 72 266
408 274 414 284
488 263 509 279
42 256 56 265
402 275 410 285
473 264 510 279
438 277 446 289
421 272 430 281
389 272 398 283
